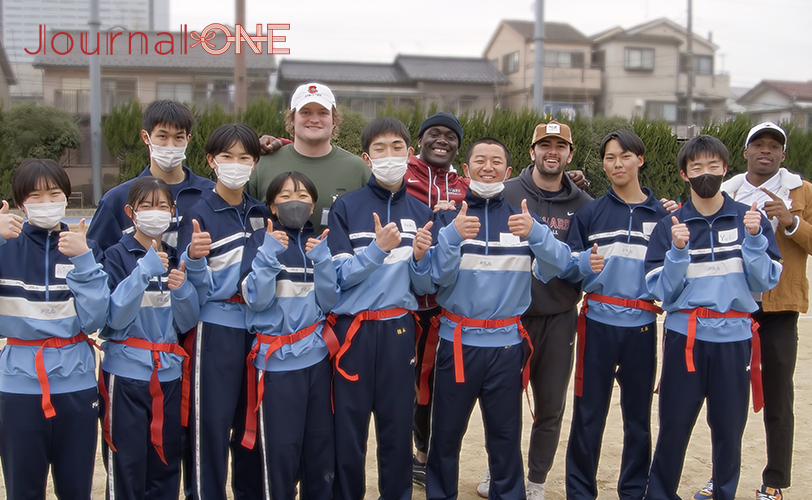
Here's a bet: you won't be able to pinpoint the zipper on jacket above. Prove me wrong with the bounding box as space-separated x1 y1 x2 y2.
627 206 635 243
45 231 51 301
485 199 490 255
297 229 308 282
387 191 394 224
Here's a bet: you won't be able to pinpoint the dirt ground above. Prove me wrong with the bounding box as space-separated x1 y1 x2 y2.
11 286 812 499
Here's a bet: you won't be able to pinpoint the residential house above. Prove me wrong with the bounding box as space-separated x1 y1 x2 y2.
482 20 600 116
276 55 509 118
32 28 276 196
592 18 729 127
737 80 812 129
33 28 276 114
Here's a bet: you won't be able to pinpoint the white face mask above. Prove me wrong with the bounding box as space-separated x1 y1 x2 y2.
369 156 409 186
468 169 510 199
133 209 172 238
25 201 66 229
149 140 187 172
215 160 254 190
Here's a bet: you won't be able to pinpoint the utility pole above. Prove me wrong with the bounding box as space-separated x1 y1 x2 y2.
533 0 545 115
686 0 694 129
234 0 247 117
89 0 102 204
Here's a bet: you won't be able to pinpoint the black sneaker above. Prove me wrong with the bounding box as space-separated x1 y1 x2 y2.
412 455 427 488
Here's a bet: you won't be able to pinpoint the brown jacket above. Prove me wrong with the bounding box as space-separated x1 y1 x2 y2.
724 170 812 313
764 180 812 313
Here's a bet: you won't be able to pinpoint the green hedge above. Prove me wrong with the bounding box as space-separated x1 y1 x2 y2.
103 100 812 201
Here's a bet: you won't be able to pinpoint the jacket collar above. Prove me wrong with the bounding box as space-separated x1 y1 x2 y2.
23 221 67 245
366 174 408 202
606 187 661 211
119 232 178 258
408 156 457 177
201 188 265 214
272 219 315 238
464 189 504 209
517 165 580 201
680 192 740 220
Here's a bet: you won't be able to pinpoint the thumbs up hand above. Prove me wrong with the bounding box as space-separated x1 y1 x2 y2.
589 243 605 273
58 218 90 257
454 201 481 240
412 221 433 262
152 239 169 271
168 261 186 290
671 216 690 249
373 212 401 252
305 229 329 253
507 199 535 238
744 201 762 235
0 200 23 240
188 219 212 259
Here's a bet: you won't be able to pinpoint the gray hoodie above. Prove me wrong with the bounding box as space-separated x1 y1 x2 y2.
503 165 592 316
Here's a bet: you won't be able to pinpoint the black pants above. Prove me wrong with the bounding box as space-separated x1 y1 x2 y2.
565 318 656 500
524 310 577 484
754 309 799 489
644 331 750 500
414 306 441 455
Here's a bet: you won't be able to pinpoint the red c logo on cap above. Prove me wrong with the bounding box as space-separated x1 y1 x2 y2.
308 85 317 94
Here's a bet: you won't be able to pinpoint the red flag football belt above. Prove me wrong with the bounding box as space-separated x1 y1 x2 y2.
240 320 339 450
6 333 99 419
418 310 534 414
332 308 412 382
98 338 189 465
575 293 662 397
678 307 763 412
223 293 244 303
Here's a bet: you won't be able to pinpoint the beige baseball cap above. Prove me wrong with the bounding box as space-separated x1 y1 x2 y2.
531 120 573 146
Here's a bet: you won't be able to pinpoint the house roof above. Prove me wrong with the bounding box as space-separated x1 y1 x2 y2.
32 29 276 72
502 21 592 44
0 39 16 85
739 80 812 104
278 55 508 88
592 17 713 49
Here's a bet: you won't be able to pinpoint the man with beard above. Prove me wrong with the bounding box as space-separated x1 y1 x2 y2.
497 121 592 500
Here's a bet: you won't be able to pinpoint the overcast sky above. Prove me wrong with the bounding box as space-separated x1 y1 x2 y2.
169 0 811 89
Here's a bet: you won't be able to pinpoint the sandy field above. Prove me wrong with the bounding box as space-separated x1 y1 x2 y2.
9 273 812 499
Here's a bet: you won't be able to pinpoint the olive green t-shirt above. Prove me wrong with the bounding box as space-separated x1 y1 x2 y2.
247 144 370 229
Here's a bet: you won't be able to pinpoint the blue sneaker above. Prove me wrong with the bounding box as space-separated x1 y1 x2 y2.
693 479 713 499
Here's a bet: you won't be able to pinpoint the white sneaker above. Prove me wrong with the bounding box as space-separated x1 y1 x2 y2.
476 468 490 498
526 480 545 500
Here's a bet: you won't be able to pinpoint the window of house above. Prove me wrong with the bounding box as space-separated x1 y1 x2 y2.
502 51 519 74
157 82 193 103
680 54 713 75
625 48 655 70
646 101 678 123
544 51 585 69
457 99 474 116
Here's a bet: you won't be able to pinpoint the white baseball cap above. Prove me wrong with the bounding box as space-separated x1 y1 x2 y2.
290 83 336 112
745 122 787 152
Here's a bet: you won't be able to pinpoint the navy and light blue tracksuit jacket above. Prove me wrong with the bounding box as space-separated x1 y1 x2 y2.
241 222 339 372
327 176 436 314
431 191 573 347
99 235 200 382
88 166 215 251
562 188 669 327
644 193 782 342
177 189 270 329
0 223 109 395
